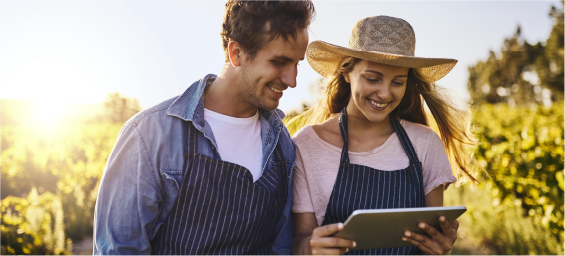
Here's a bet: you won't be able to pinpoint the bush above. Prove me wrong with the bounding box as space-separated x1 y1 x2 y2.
447 183 563 255
1 123 122 254
1 189 71 255
472 102 564 238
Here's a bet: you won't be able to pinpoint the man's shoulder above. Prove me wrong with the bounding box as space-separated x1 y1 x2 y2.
125 96 179 128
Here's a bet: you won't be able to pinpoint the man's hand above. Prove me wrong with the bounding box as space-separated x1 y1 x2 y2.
401 216 459 255
309 223 357 255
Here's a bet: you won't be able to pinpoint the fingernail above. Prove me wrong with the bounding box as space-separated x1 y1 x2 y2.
346 248 349 253
353 242 357 248
402 237 408 241
338 223 344 229
440 216 446 222
404 232 411 237
419 223 426 228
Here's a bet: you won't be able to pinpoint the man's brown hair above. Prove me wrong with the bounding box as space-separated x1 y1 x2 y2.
221 0 315 62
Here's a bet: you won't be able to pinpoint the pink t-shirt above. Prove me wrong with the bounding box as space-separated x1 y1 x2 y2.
291 119 457 227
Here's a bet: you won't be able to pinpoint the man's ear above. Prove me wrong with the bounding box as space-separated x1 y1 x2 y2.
228 41 242 67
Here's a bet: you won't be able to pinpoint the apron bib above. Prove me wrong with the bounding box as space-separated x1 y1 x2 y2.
322 108 426 255
151 121 289 255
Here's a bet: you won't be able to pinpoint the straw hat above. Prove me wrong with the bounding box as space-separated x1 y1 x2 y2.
307 15 457 82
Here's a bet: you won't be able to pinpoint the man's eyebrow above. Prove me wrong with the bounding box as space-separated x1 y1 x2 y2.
365 70 408 78
273 55 303 62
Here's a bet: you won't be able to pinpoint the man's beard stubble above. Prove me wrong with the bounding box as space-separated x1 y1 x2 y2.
238 68 279 111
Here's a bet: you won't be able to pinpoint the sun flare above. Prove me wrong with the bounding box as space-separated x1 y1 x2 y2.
34 101 68 124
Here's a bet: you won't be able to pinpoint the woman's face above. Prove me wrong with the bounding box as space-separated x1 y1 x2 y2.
344 60 409 123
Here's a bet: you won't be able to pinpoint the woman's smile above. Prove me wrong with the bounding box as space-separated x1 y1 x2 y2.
368 99 389 109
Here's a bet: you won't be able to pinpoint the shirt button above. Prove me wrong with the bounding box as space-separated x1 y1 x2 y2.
212 146 216 151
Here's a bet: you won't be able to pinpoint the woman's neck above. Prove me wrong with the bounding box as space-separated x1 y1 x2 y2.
341 103 396 152
345 103 395 137
347 113 395 137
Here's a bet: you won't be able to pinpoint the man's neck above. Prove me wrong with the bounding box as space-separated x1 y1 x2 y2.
203 71 258 118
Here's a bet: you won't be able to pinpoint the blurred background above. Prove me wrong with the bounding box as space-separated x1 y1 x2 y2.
1 0 563 254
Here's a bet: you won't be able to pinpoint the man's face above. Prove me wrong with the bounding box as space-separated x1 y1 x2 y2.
237 28 309 111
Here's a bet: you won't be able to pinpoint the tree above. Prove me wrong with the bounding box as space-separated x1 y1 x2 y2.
468 2 564 105
536 2 564 99
467 26 537 106
102 92 141 124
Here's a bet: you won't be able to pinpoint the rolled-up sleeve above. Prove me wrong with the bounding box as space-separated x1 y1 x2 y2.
93 123 162 255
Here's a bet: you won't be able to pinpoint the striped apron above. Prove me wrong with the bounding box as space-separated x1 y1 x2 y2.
321 107 426 255
151 121 289 255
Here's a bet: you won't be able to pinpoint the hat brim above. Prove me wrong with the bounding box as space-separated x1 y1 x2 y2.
306 40 457 82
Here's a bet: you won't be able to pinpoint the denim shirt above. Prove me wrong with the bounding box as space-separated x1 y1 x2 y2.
93 74 296 255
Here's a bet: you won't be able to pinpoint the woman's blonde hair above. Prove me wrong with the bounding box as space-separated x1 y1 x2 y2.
287 57 480 184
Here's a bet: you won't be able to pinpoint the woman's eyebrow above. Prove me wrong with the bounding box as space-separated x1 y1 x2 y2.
365 70 408 78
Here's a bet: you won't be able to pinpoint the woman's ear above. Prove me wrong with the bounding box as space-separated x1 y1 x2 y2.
228 41 241 67
343 72 351 83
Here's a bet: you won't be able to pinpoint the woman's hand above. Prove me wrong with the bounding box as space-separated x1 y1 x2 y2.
309 223 357 255
401 216 459 255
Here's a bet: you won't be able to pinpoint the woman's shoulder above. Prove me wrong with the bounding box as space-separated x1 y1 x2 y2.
292 125 315 142
401 119 446 156
401 119 440 139
292 117 343 150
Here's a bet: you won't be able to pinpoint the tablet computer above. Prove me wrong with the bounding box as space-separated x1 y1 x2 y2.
334 206 466 250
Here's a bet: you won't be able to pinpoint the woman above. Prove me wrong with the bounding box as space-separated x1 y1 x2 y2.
289 16 479 255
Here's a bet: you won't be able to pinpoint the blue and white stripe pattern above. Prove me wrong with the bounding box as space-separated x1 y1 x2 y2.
150 121 289 255
322 107 426 255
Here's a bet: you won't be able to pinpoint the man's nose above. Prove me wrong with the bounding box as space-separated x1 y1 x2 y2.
280 66 297 88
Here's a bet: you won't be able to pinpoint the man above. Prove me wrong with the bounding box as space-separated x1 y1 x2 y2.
93 1 314 254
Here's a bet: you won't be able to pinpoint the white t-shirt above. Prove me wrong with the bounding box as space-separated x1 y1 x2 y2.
291 119 457 227
204 108 263 182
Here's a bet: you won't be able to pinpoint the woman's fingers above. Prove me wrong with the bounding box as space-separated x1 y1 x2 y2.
451 219 460 230
402 237 435 255
438 216 456 237
312 223 344 237
403 230 432 246
310 223 357 255
402 219 458 255
310 236 356 250
416 223 446 245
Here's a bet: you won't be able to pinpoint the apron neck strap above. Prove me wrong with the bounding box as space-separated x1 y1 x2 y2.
388 115 420 164
338 107 350 163
185 121 199 155
338 107 420 165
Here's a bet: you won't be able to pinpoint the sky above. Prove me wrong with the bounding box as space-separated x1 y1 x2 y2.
0 0 561 114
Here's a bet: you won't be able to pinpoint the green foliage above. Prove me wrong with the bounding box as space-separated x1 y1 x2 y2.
468 3 564 105
472 102 564 239
1 122 122 254
467 27 529 104
447 183 564 255
1 189 71 255
102 92 142 124
538 3 565 93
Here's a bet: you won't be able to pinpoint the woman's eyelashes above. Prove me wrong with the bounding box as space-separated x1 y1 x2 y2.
362 76 405 86
392 80 406 86
363 75 380 83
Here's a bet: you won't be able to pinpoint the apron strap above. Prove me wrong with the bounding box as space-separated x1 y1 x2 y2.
338 107 420 165
338 107 350 163
183 121 200 155
389 116 420 165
